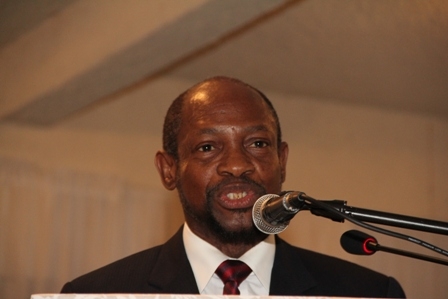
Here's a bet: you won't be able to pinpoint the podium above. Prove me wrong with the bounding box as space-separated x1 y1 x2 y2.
31 295 388 299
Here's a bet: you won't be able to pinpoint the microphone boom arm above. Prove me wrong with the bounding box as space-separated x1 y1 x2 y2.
300 195 448 236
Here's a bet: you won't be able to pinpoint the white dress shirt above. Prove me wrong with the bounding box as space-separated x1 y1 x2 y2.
183 223 276 295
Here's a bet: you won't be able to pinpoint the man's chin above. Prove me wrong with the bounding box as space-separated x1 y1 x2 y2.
209 219 267 245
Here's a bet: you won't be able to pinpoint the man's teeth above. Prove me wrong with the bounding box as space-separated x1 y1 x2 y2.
227 192 248 200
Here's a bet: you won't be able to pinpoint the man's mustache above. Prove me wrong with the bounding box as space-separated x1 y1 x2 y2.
206 176 267 200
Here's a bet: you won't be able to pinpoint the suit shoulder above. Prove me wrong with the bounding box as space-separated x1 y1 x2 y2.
61 245 163 293
275 237 405 297
278 237 385 276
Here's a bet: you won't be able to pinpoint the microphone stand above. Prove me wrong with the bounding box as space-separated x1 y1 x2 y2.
367 240 448 266
302 198 448 236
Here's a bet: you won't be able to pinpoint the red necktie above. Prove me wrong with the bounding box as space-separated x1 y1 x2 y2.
215 260 252 295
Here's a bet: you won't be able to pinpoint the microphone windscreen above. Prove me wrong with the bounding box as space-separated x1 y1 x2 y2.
340 230 377 255
252 194 288 234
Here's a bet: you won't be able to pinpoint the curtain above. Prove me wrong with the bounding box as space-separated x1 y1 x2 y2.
0 157 181 299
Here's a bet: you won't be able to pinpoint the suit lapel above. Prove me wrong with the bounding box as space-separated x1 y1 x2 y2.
145 228 317 295
146 227 200 294
269 236 317 295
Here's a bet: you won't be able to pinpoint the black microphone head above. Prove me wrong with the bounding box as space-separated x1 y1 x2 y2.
340 230 377 255
252 194 288 234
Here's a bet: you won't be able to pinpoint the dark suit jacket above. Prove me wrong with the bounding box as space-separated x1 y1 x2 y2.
61 227 405 297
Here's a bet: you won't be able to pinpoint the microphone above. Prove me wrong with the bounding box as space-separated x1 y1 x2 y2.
340 230 377 255
253 190 448 235
252 191 306 234
340 230 448 266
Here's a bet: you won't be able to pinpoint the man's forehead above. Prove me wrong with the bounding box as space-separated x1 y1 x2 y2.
195 124 272 135
183 81 267 111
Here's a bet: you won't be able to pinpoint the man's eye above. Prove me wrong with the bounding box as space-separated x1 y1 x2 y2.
251 141 268 148
198 144 215 152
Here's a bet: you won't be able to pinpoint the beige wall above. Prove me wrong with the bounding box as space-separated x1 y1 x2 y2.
1 77 447 298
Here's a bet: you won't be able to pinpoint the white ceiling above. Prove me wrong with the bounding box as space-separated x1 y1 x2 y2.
1 0 447 128
172 0 448 118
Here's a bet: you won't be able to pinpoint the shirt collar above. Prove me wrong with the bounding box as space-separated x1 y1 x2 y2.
183 223 276 293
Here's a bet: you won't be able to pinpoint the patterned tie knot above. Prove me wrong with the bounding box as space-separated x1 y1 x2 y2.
215 259 252 295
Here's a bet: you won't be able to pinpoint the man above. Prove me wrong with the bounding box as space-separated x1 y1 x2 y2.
61 76 405 297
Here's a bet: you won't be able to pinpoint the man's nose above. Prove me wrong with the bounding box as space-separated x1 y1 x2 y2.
217 147 255 177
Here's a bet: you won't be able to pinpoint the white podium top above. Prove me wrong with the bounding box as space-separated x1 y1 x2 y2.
31 294 383 299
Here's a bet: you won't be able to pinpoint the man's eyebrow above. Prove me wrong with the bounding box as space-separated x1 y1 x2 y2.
198 128 219 135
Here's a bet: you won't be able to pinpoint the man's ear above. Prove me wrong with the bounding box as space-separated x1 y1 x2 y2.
154 151 177 190
279 141 289 183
